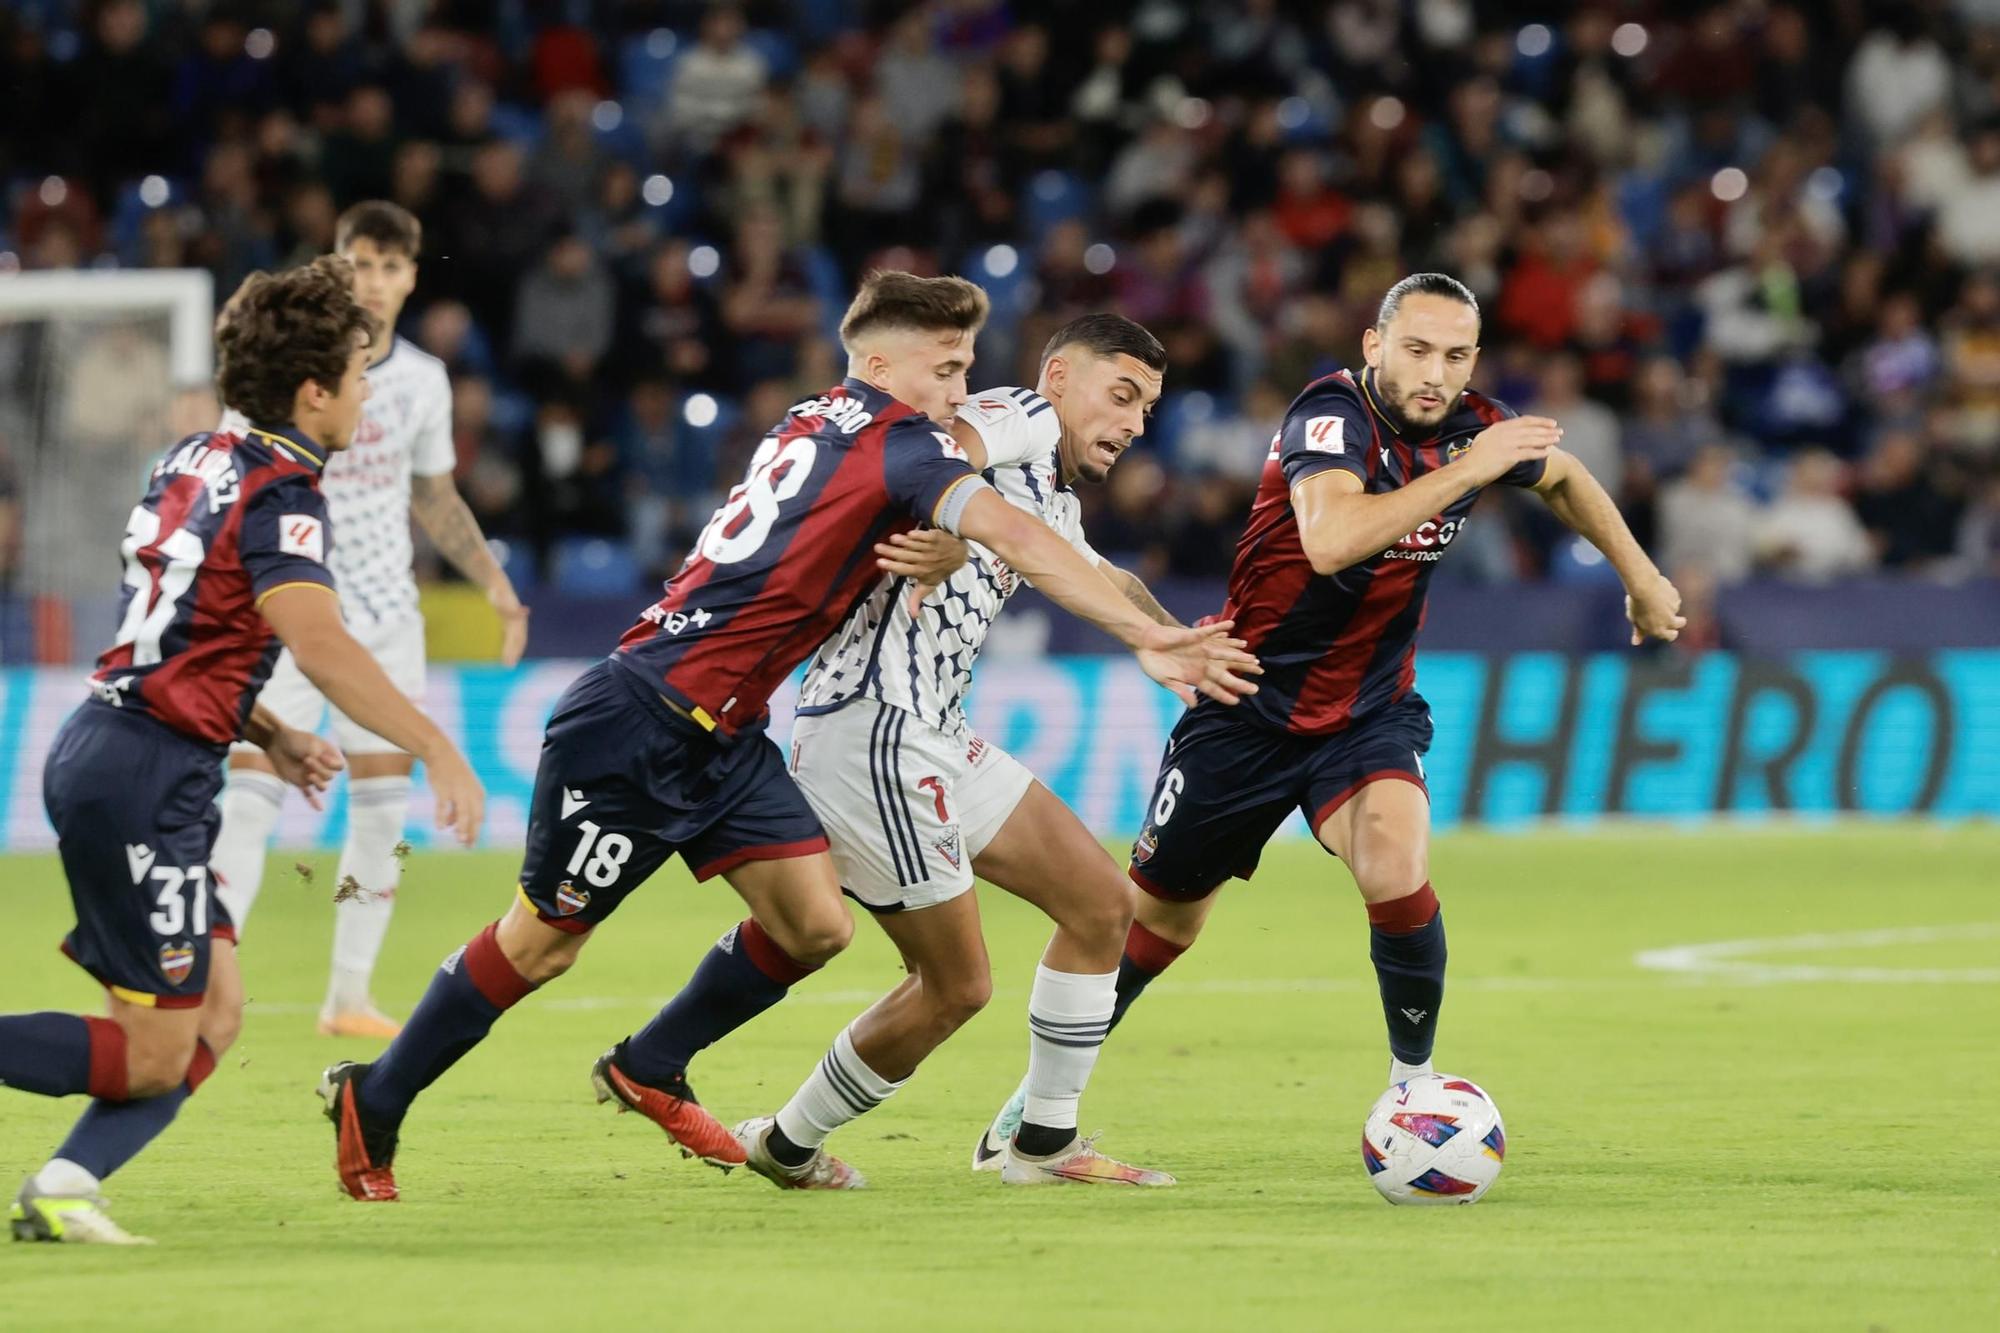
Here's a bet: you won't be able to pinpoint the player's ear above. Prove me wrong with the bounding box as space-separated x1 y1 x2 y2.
1361 326 1383 368
1042 353 1068 397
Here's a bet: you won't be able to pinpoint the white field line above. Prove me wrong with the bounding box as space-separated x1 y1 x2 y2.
232 972 1729 1016
1633 922 2000 985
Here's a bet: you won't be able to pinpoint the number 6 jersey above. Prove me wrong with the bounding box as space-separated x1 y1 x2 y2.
613 377 990 738
90 424 338 746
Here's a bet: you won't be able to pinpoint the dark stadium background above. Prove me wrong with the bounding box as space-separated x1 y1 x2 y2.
2 0 1997 662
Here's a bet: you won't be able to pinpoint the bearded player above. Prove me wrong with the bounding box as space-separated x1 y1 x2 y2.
316 272 1257 1203
973 274 1685 1152
212 201 529 1039
733 315 1199 1190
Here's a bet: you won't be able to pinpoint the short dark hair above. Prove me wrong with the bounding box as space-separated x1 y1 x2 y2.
838 271 989 350
1039 312 1168 373
215 256 377 425
1376 272 1480 329
335 199 422 259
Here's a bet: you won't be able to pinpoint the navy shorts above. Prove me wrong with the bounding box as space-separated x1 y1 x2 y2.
44 701 234 1009
516 659 829 933
1129 695 1433 902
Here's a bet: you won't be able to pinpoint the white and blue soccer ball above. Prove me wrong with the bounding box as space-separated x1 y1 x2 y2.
1362 1073 1507 1205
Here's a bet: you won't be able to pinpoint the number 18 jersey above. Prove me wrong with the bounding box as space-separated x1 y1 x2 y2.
613 378 989 738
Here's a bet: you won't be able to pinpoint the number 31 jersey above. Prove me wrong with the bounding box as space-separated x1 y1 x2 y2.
613 378 989 738
91 424 338 747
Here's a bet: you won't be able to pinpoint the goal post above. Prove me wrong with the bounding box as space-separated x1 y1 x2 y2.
0 268 216 662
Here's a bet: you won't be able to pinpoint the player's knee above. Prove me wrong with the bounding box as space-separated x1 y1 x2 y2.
1066 877 1135 955
1350 846 1428 904
777 910 852 968
199 1004 244 1058
924 968 991 1031
124 1037 197 1098
516 940 582 986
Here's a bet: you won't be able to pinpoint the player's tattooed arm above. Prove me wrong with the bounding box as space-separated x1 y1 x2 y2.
1106 564 1180 627
410 473 531 665
1530 449 1686 645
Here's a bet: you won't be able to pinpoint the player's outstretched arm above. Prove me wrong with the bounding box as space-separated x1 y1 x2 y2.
1529 448 1685 645
259 585 486 842
411 473 531 666
955 489 1259 704
1103 564 1180 627
1292 415 1564 574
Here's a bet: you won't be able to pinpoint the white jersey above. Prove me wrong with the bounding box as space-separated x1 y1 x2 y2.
220 335 454 631
797 387 1098 738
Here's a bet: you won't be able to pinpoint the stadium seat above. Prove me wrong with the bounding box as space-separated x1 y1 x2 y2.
617 30 680 104
1023 170 1092 241
550 536 643 597
743 29 800 79
487 102 547 148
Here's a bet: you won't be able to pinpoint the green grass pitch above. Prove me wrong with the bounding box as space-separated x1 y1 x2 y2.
3 825 1996 1331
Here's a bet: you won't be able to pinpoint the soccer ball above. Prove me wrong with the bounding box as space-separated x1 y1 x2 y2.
1361 1073 1507 1205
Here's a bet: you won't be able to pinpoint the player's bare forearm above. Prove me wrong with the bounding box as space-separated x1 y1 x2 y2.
260 586 454 763
1534 450 1684 643
1532 450 1659 586
243 704 281 749
1109 564 1180 627
1292 466 1477 574
412 474 511 597
958 490 1154 647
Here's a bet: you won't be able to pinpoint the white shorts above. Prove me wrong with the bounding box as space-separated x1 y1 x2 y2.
232 613 427 756
789 699 1036 913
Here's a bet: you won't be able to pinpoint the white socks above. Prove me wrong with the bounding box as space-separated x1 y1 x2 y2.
33 1158 100 1198
774 1024 906 1150
325 776 410 1014
211 769 284 931
1391 1058 1434 1085
1022 964 1116 1130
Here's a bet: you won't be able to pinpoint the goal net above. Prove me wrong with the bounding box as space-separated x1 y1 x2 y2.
0 268 215 663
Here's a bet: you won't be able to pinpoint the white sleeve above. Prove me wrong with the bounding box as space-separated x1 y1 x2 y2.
955 387 1059 470
410 363 457 478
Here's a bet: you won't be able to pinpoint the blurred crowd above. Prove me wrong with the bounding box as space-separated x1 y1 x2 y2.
4 0 2000 608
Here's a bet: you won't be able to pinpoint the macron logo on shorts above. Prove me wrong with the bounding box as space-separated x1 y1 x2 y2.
280 515 325 561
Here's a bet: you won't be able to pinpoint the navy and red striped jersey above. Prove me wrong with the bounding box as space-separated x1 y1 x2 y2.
615 378 987 738
91 424 338 746
1221 367 1545 736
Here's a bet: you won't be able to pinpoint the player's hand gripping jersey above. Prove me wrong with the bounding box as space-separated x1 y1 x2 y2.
1223 367 1545 735
796 387 1097 737
90 425 338 746
612 377 990 735
221 335 453 631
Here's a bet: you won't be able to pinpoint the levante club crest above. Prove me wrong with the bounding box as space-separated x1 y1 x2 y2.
158 943 196 986
555 880 591 916
1446 439 1474 463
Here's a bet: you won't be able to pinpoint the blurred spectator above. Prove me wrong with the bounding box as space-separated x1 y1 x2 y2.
664 6 767 154
1938 121 2000 266
1530 352 1624 501
1624 357 1724 486
512 235 615 394
528 91 609 220
14 0 2000 602
1659 446 1758 584
1757 450 1876 581
1853 428 1965 571
616 239 728 388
